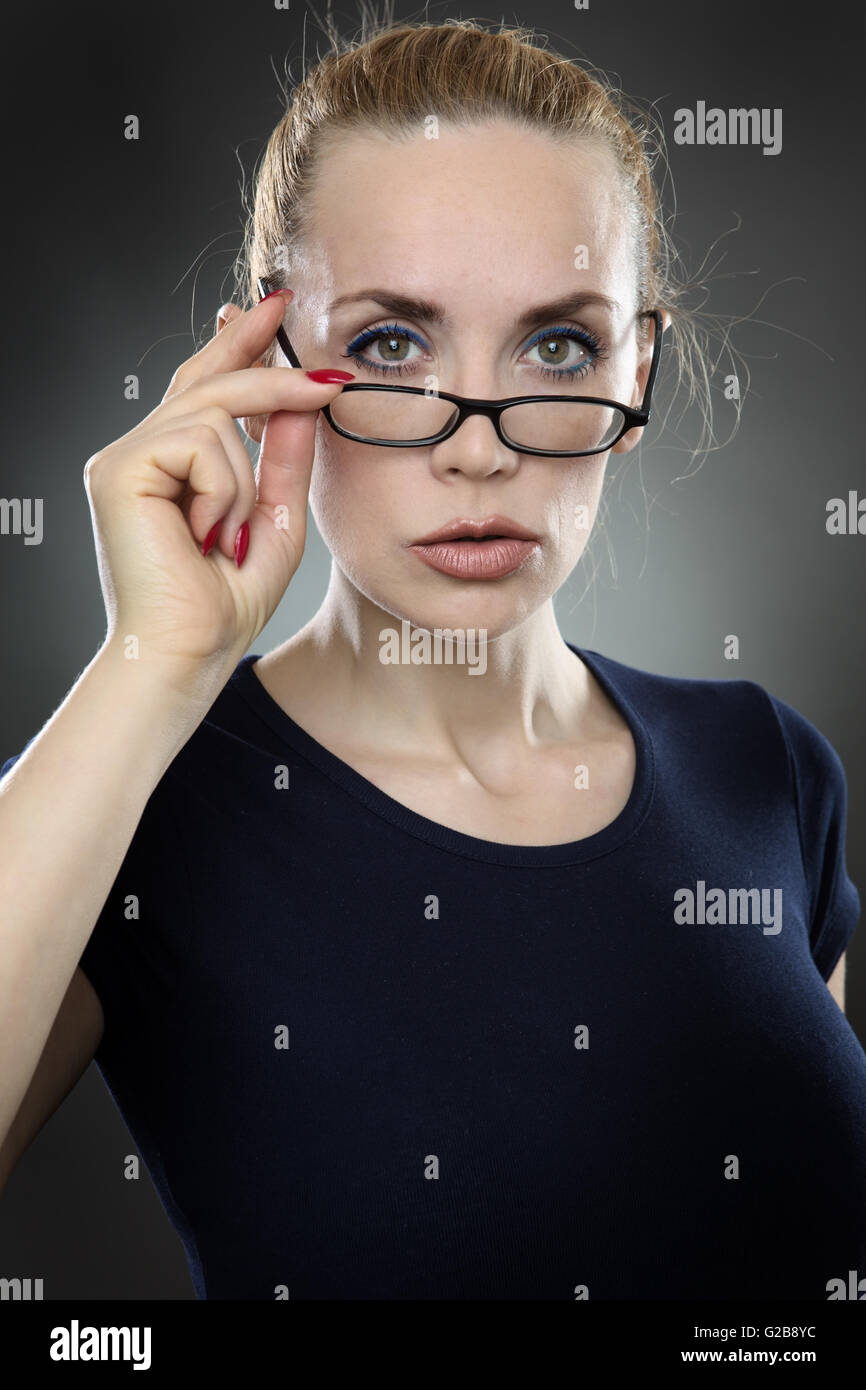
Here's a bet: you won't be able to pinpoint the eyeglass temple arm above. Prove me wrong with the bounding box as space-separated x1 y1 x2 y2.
636 309 664 417
257 276 303 368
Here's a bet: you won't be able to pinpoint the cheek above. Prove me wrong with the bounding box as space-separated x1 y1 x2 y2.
308 426 370 548
307 425 345 537
545 459 607 550
308 425 608 576
308 426 413 560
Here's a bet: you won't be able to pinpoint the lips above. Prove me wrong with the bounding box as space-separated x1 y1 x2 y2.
410 515 540 545
406 515 541 580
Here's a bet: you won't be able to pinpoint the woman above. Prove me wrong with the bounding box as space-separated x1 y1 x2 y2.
1 16 864 1301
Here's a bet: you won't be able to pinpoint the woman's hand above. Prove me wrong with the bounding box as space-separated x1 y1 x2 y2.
83 291 351 680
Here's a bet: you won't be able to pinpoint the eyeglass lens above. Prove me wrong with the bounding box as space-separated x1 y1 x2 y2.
328 390 627 452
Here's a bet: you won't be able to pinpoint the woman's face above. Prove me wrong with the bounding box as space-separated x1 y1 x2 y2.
284 120 659 638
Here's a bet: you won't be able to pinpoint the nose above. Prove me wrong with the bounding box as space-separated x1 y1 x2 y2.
427 409 520 481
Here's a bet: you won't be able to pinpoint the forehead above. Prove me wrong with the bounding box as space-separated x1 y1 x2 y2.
294 121 635 322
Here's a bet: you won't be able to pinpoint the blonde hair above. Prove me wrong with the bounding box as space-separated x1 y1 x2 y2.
233 7 737 476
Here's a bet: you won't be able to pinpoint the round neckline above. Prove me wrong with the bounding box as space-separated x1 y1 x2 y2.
230 640 655 867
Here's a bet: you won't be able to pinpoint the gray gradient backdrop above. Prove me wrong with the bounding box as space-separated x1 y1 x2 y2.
1 0 863 1298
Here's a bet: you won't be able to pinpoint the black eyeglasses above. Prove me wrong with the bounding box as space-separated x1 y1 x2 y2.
256 276 664 458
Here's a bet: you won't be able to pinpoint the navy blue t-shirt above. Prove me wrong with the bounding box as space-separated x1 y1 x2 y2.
4 642 866 1300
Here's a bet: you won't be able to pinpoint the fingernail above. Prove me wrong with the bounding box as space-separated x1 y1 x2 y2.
261 288 293 303
201 520 221 556
305 368 356 382
234 521 250 567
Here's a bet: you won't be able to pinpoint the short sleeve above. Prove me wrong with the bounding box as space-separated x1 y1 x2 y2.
0 740 187 1068
766 693 861 981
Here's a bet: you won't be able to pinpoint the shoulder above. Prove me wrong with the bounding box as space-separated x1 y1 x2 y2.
577 645 796 742
578 646 860 970
576 645 850 807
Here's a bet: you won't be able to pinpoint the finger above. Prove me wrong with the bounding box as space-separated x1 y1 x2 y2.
145 407 257 560
98 423 243 555
146 366 353 433
255 408 320 560
218 302 265 442
161 291 293 404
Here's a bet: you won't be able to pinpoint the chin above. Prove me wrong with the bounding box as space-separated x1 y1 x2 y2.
378 587 546 644
343 551 557 642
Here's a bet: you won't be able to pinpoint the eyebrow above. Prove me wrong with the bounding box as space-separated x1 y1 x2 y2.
327 288 622 331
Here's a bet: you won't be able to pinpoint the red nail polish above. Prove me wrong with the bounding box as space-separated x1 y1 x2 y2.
201 521 221 556
234 521 250 567
305 368 356 383
262 289 293 302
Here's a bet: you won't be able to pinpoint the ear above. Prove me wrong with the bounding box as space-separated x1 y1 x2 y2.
610 309 671 456
215 303 267 444
243 413 267 447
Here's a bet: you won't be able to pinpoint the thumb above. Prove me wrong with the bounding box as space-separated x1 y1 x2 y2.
255 406 319 545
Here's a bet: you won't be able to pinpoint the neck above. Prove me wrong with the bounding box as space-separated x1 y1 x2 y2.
278 564 594 759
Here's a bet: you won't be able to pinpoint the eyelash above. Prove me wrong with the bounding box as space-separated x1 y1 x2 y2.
340 322 608 381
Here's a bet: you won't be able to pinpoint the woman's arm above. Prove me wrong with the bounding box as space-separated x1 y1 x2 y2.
0 293 350 1177
827 953 846 1013
0 967 102 1191
0 640 221 1162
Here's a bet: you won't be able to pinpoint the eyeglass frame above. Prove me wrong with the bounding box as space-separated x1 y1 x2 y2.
256 275 664 458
